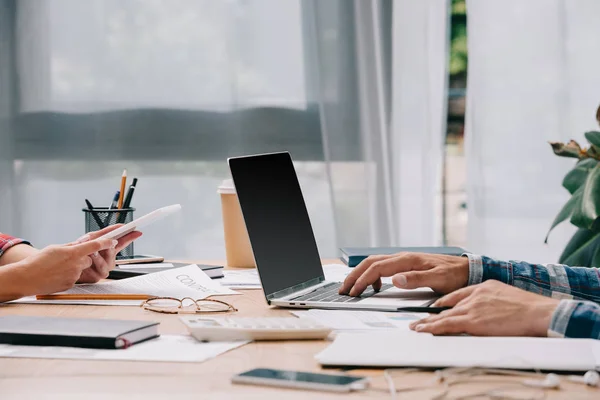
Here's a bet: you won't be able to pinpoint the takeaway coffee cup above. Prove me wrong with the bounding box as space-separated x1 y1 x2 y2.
218 179 255 268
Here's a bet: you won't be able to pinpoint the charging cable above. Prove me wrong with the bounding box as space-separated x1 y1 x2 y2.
379 367 599 400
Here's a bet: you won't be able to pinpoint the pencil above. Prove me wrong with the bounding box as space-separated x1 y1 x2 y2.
36 294 152 301
117 169 127 209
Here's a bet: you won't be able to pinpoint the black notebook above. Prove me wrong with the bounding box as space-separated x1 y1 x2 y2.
0 316 159 349
340 246 468 267
109 263 224 280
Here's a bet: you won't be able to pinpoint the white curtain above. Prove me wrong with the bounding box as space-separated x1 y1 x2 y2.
9 0 334 258
466 0 600 262
319 0 450 248
3 0 450 258
391 0 449 246
17 0 308 112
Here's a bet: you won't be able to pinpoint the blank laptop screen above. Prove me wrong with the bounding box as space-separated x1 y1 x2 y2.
228 152 324 297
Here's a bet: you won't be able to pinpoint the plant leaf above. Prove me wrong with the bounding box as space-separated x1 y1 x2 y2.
585 131 600 147
545 186 582 243
596 105 600 127
549 140 582 158
559 228 598 264
570 163 600 228
562 158 598 194
561 230 600 267
591 240 600 268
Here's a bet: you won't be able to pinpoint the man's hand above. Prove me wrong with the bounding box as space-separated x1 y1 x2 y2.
5 238 119 300
339 253 470 297
409 280 560 336
73 225 142 283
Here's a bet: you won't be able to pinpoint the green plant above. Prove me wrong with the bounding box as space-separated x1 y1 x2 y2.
450 0 467 79
547 105 600 267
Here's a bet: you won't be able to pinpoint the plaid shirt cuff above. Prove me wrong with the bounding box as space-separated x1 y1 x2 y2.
548 299 600 339
465 253 514 286
464 253 484 286
0 234 31 258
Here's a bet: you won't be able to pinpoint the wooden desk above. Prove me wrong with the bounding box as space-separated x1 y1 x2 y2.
0 262 597 400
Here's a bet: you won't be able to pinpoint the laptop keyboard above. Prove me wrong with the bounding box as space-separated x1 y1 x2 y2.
290 282 393 303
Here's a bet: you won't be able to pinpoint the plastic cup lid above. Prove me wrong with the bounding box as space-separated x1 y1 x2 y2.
217 179 236 194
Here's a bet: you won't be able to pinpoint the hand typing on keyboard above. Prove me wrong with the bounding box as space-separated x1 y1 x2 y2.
339 252 469 297
292 282 393 303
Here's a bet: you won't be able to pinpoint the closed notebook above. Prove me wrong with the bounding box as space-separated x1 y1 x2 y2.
0 316 159 349
109 263 224 280
340 246 468 267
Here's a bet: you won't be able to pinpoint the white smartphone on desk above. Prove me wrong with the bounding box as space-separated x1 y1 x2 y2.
231 368 369 393
99 204 181 240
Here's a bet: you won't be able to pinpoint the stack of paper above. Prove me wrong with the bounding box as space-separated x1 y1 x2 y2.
220 269 262 289
316 331 600 371
12 264 239 306
0 335 248 363
291 309 427 331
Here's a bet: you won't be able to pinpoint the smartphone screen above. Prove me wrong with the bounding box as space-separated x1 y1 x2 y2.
235 368 365 386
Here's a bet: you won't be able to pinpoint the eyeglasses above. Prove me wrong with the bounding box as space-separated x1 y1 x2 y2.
141 297 238 315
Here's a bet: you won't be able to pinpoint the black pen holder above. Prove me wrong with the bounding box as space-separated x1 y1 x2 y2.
83 207 135 257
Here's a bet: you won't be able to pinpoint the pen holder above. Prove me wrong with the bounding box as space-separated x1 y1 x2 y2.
83 207 135 257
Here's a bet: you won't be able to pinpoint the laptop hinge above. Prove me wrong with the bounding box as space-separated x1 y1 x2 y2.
267 276 325 301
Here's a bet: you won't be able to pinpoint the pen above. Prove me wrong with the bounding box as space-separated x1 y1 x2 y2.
117 169 127 209
105 191 120 226
109 191 120 210
395 306 451 314
36 294 153 301
118 177 137 223
85 199 106 229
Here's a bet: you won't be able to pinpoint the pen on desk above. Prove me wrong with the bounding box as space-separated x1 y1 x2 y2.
85 199 106 229
36 294 153 301
117 169 127 209
396 306 451 314
118 177 137 223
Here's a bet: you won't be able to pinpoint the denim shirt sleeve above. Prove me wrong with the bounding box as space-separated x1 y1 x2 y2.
464 253 600 339
464 253 600 303
548 299 600 339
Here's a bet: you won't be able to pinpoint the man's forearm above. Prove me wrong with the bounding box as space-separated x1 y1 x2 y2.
465 254 600 304
0 244 38 266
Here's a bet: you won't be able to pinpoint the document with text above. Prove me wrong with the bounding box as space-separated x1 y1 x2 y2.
13 264 239 305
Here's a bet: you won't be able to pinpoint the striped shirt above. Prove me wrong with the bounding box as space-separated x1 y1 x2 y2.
466 254 600 339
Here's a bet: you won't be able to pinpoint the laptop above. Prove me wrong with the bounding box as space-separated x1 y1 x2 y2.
228 151 438 311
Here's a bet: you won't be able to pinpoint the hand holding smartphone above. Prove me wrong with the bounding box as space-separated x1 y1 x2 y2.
232 368 369 392
99 204 181 240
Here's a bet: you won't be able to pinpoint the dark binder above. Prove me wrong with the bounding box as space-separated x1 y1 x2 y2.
0 316 159 349
340 246 469 267
109 263 224 280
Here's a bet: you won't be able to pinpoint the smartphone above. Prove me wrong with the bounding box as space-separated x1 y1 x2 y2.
99 204 181 240
231 368 369 392
115 255 164 265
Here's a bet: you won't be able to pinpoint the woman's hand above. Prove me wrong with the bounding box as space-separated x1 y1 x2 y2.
340 253 470 296
410 280 560 336
2 238 119 301
73 225 142 283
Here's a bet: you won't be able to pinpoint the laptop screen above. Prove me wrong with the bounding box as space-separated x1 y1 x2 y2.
228 152 324 297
